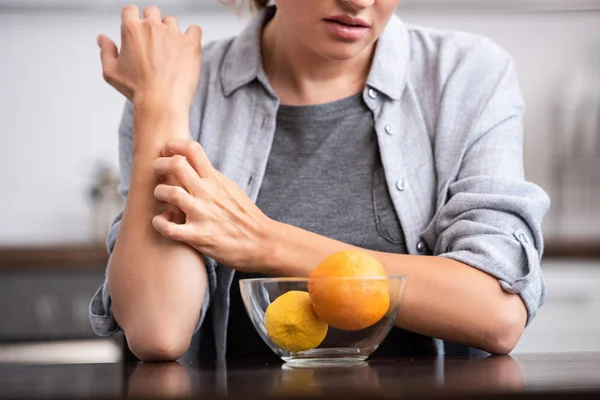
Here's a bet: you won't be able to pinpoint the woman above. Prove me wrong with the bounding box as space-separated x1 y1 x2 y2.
90 0 550 362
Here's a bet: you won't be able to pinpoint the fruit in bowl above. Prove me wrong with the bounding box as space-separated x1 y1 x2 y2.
240 251 407 366
264 290 328 352
309 251 390 331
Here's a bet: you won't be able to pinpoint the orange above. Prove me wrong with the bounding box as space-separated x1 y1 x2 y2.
308 250 390 331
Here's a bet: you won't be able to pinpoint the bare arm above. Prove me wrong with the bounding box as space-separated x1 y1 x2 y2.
264 222 526 355
97 5 206 361
108 103 207 362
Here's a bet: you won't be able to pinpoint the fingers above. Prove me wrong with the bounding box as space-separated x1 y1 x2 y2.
122 5 141 22
185 24 202 42
154 184 199 217
162 139 215 179
153 155 203 195
98 34 118 59
152 212 194 242
97 34 118 72
122 5 193 38
163 16 179 30
143 5 162 22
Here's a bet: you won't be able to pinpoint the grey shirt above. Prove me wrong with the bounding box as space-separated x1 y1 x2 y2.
89 7 550 360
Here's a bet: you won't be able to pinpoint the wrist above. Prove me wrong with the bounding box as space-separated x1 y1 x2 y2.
255 218 288 276
132 102 190 152
255 219 317 278
133 91 191 115
133 97 189 123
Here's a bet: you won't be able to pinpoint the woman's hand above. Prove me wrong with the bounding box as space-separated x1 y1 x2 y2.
97 5 202 110
151 139 275 272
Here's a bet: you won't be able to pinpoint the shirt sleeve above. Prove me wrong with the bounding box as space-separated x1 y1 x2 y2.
430 48 550 326
88 101 212 337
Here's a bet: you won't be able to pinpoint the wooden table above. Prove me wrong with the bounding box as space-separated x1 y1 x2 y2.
0 353 599 399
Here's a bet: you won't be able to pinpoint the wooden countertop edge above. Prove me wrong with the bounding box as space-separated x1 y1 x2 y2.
0 239 599 269
543 240 600 259
0 244 109 269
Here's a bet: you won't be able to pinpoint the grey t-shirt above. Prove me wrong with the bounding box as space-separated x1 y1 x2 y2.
224 93 436 360
257 93 407 252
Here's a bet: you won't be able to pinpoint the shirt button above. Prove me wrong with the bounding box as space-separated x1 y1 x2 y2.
417 241 428 253
518 233 529 244
396 179 407 191
368 88 378 99
385 124 395 135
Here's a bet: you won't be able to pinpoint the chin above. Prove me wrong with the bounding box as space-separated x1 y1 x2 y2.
314 42 370 61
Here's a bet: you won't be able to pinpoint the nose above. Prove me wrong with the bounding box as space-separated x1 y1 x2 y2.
338 0 376 11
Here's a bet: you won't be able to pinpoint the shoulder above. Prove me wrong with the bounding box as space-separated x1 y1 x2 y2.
404 23 518 107
401 24 524 160
403 23 523 130
406 23 514 75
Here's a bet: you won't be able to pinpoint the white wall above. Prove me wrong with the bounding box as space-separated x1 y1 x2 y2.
0 10 248 245
0 8 599 245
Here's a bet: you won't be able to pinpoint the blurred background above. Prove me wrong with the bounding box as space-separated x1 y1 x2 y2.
0 0 599 365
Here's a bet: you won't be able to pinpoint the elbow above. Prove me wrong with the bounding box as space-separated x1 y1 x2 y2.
483 299 527 355
484 325 521 355
126 328 192 362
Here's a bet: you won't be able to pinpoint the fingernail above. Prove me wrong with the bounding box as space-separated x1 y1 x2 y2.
97 36 103 47
163 211 174 221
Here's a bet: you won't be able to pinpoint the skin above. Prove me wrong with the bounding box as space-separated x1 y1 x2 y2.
97 0 527 362
261 0 399 105
98 6 206 362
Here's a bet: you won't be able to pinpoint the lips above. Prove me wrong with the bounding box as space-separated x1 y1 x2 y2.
324 15 370 28
323 15 370 41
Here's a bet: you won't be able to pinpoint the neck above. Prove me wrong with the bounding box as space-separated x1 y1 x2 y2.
261 14 375 105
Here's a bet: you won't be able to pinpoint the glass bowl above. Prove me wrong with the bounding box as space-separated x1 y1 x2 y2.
239 276 406 367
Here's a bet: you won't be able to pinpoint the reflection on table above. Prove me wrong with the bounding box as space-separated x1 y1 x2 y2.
126 355 524 398
2 353 600 399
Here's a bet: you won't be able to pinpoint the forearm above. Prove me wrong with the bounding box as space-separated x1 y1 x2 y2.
265 220 527 354
108 102 207 361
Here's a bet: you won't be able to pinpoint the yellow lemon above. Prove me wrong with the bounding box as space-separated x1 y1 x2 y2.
265 291 328 353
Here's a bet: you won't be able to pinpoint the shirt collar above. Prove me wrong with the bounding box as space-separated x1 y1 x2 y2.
366 15 410 100
220 7 273 97
221 7 410 101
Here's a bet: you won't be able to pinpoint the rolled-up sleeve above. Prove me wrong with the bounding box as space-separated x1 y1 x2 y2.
432 51 550 326
435 176 549 325
88 101 213 337
89 218 123 336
